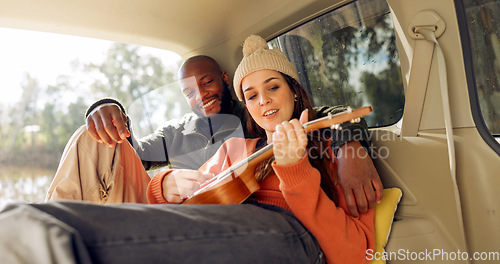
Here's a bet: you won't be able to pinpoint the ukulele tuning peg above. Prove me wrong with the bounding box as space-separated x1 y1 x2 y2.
350 117 361 123
331 124 342 130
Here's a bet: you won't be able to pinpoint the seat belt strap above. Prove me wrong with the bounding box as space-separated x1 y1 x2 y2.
417 25 470 262
418 28 456 177
399 9 469 258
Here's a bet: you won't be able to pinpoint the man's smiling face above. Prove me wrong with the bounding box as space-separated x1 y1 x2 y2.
178 57 232 117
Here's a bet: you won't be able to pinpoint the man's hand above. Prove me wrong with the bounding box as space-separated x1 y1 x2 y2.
337 140 383 218
162 170 214 203
85 103 130 147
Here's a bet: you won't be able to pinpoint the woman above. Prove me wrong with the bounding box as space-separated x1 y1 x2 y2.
0 35 373 264
147 35 374 264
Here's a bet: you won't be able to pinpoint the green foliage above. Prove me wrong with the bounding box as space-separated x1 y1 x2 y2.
270 3 404 127
0 43 179 169
85 43 176 106
361 61 404 126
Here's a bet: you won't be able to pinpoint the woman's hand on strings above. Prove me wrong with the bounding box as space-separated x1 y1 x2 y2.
273 110 309 166
162 169 214 203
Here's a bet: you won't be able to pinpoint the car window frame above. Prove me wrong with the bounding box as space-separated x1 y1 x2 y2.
455 0 500 156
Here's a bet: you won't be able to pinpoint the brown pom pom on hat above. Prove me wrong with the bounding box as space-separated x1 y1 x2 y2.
233 35 299 101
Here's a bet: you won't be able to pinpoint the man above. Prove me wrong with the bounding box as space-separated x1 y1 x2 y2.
47 55 381 217
85 56 250 171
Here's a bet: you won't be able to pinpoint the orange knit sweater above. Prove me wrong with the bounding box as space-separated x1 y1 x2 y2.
147 138 374 264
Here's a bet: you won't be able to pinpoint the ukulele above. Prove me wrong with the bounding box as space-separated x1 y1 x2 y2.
183 106 372 205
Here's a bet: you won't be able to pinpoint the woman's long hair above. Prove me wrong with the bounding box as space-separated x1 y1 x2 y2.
242 73 338 203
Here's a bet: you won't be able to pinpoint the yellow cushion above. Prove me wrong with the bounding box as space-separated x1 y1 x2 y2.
369 188 402 264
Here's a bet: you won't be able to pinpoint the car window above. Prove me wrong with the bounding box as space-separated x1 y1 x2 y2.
268 0 404 127
128 82 192 139
462 0 500 137
0 28 181 203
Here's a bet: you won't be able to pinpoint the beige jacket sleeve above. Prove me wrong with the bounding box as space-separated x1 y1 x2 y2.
45 125 150 203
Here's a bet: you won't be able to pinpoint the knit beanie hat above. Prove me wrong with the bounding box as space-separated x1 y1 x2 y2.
233 35 299 101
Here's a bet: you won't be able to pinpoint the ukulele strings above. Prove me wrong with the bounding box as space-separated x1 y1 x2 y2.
192 111 347 194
